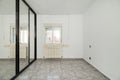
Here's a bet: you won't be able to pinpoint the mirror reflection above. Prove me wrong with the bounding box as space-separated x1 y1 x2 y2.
30 11 35 62
0 0 15 79
20 0 29 71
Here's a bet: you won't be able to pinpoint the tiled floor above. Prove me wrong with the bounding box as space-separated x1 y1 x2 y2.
0 59 28 80
16 59 110 80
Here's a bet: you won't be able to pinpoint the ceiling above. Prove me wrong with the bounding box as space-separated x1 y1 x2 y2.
0 0 29 15
26 0 96 15
0 0 15 15
0 0 96 15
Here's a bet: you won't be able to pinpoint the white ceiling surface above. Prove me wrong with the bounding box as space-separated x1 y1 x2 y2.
0 0 95 15
0 0 29 15
26 0 96 14
0 0 15 15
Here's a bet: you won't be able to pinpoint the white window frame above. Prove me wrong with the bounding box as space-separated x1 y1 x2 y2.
45 24 62 44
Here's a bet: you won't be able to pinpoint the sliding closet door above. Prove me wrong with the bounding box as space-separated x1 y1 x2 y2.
0 0 15 79
30 11 35 62
19 0 29 71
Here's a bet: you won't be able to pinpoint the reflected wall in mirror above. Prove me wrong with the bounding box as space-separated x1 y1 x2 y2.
0 0 15 79
20 0 29 71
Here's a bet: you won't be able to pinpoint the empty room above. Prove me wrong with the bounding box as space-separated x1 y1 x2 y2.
0 0 120 80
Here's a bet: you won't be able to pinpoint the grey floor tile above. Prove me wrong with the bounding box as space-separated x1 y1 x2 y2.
15 59 110 80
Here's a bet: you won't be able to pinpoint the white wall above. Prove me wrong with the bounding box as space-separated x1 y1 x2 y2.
0 15 15 58
83 0 120 80
0 15 83 59
0 15 29 59
37 15 83 58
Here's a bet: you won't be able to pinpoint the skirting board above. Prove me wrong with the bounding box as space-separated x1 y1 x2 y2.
37 58 83 60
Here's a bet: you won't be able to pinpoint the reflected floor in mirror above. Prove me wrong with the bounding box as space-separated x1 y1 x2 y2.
0 59 15 80
0 59 29 80
20 59 28 71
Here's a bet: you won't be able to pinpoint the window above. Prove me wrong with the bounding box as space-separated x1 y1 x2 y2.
45 27 61 44
10 28 28 44
20 30 28 44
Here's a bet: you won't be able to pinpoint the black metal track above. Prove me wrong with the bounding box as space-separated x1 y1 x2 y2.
15 0 20 75
22 0 36 14
28 8 30 63
35 13 37 60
